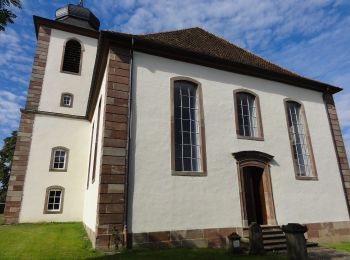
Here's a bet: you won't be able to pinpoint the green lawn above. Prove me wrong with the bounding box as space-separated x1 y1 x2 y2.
103 249 285 260
0 221 285 260
0 222 104 259
0 214 3 224
322 242 350 252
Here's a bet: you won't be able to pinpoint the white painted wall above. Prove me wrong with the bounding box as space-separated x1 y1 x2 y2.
129 52 349 233
20 115 90 222
39 29 97 116
82 68 107 232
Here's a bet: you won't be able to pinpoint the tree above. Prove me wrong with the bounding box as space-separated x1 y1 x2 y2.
0 131 17 202
0 0 21 31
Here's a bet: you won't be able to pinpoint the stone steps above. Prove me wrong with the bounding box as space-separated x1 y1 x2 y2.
243 225 318 252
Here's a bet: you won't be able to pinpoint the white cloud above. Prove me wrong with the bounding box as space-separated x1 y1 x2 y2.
0 90 25 136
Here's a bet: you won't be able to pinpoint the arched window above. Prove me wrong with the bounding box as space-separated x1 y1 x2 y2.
50 147 69 171
285 100 317 179
44 186 64 214
61 39 82 74
171 78 207 176
234 90 264 140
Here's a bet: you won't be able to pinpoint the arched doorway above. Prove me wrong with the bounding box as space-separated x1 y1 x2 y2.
233 151 277 227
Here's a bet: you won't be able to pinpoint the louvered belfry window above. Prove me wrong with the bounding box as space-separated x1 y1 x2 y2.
62 40 82 74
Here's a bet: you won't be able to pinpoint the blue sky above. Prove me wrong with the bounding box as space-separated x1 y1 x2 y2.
0 0 350 159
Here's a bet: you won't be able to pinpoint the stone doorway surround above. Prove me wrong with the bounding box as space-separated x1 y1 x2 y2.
232 151 277 227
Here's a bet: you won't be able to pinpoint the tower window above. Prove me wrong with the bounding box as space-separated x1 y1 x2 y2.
44 186 64 214
61 39 82 74
50 147 69 171
60 93 73 107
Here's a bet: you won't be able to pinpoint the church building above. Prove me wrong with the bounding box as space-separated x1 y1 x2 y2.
4 2 350 251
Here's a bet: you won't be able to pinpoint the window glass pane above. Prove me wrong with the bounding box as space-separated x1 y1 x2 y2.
175 158 182 171
182 109 190 119
183 158 192 171
182 120 191 132
173 81 201 172
236 93 258 137
183 145 191 157
287 101 312 177
182 95 189 108
183 132 190 144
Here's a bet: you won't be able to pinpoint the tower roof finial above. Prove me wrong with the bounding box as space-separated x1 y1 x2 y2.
79 0 84 6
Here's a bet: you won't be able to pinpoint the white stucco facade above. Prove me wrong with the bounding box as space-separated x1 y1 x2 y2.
129 52 349 233
82 68 107 232
15 22 349 245
19 29 99 223
20 115 90 222
39 29 98 116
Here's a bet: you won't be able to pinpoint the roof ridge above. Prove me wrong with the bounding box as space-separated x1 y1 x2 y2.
143 27 201 36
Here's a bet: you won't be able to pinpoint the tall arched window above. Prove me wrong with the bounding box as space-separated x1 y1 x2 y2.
234 90 264 140
285 100 317 179
61 39 82 74
171 78 207 176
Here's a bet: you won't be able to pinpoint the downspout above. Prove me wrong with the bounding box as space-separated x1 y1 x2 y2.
124 36 134 248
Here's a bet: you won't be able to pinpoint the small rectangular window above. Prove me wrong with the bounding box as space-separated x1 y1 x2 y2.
50 147 69 171
60 93 73 107
44 186 64 214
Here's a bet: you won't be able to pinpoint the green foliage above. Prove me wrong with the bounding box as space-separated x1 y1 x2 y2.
0 131 17 202
0 0 21 31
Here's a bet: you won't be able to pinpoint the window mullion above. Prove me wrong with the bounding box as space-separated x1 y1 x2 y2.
240 98 246 136
188 87 193 171
180 87 184 171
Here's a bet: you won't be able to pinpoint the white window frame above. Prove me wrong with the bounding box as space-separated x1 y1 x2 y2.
44 186 64 214
61 93 73 108
50 147 69 172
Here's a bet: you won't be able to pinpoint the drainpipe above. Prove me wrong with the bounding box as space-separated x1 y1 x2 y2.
124 36 134 248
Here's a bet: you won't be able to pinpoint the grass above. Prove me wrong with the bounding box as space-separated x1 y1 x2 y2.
0 222 104 259
0 214 3 224
322 242 350 252
103 248 285 260
0 220 285 260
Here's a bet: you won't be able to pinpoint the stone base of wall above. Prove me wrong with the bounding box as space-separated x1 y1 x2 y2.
129 227 237 249
129 221 350 249
84 224 97 248
306 221 350 243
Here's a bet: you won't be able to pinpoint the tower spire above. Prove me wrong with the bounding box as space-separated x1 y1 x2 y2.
79 0 84 7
